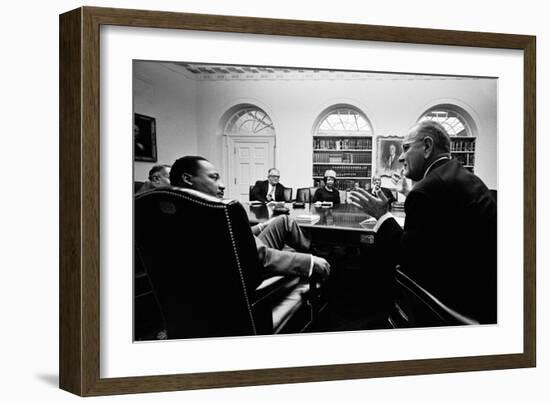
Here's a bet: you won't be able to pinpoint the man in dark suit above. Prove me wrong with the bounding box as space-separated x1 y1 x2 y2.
136 164 171 195
251 168 286 202
369 176 396 206
169 156 330 281
350 121 496 324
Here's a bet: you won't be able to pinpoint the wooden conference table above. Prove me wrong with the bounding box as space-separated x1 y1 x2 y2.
245 202 405 246
245 202 406 330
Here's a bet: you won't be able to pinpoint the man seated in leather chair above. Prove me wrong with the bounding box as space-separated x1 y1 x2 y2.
368 176 396 206
136 164 171 194
169 156 331 281
250 168 287 203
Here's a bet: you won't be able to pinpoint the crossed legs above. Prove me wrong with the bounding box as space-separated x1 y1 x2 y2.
257 215 311 252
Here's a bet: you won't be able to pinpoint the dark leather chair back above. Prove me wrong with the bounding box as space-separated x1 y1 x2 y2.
135 187 270 339
296 187 317 203
388 268 479 328
489 189 497 203
249 185 255 201
296 188 309 203
134 181 145 193
135 246 166 340
283 187 293 202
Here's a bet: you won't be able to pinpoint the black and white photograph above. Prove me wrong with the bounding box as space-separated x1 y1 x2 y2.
132 60 498 342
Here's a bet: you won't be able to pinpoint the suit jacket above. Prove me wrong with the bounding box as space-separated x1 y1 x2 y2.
385 155 399 170
369 187 396 205
375 158 497 323
250 180 286 202
312 187 341 204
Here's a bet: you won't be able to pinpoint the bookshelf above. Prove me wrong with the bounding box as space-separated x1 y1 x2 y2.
450 136 475 172
313 135 373 190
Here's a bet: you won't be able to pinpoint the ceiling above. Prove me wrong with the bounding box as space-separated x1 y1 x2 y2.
164 62 486 82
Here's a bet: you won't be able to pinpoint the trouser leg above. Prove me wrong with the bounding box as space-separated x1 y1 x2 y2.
257 215 311 252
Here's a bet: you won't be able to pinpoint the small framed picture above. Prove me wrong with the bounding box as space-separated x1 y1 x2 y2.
134 113 157 162
376 136 404 177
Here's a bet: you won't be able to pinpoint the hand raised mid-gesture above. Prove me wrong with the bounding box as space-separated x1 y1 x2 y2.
348 188 390 219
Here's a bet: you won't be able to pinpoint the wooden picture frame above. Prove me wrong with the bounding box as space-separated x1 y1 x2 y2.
59 6 536 396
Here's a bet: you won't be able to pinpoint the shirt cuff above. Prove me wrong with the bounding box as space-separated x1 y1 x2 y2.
308 255 314 277
373 212 395 232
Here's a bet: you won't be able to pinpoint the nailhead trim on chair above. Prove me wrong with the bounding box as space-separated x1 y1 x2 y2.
136 188 258 335
224 207 257 335
136 188 230 208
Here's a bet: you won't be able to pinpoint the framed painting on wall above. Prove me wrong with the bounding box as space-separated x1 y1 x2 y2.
134 113 157 162
376 136 404 177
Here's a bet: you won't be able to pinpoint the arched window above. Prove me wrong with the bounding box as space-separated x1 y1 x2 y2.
313 107 373 190
317 107 373 136
418 106 476 171
418 108 473 136
224 107 275 136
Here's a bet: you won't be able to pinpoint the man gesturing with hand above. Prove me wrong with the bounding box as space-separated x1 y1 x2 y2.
349 121 497 324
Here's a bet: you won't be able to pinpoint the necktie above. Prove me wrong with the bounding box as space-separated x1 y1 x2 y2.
267 187 274 201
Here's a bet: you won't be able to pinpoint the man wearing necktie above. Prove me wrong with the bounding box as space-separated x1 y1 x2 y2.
350 121 497 325
266 185 275 202
251 168 287 203
368 176 396 206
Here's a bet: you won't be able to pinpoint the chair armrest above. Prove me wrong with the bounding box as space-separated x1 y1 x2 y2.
253 275 301 306
393 268 479 326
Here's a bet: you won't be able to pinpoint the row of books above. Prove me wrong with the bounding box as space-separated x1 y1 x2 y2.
313 179 371 191
313 152 372 164
313 138 372 150
451 139 475 152
313 165 371 178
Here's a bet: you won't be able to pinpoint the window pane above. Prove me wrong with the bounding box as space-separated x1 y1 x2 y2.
419 109 470 136
225 108 275 135
317 108 372 135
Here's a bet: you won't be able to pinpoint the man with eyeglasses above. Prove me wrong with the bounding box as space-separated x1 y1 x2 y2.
349 120 497 324
251 168 287 203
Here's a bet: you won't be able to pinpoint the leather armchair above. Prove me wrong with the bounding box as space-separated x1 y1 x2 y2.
282 187 293 202
388 268 479 328
135 187 315 340
296 187 317 203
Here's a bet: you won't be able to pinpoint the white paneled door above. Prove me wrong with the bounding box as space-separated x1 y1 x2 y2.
227 137 275 203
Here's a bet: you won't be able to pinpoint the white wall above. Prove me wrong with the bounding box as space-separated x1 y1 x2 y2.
3 1 547 403
133 62 199 180
136 64 497 191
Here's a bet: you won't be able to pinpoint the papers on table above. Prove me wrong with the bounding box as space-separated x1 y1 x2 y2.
359 217 377 228
313 201 333 208
295 214 321 224
359 215 405 229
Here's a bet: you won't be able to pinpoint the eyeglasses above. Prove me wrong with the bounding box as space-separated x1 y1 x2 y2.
268 175 280 178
